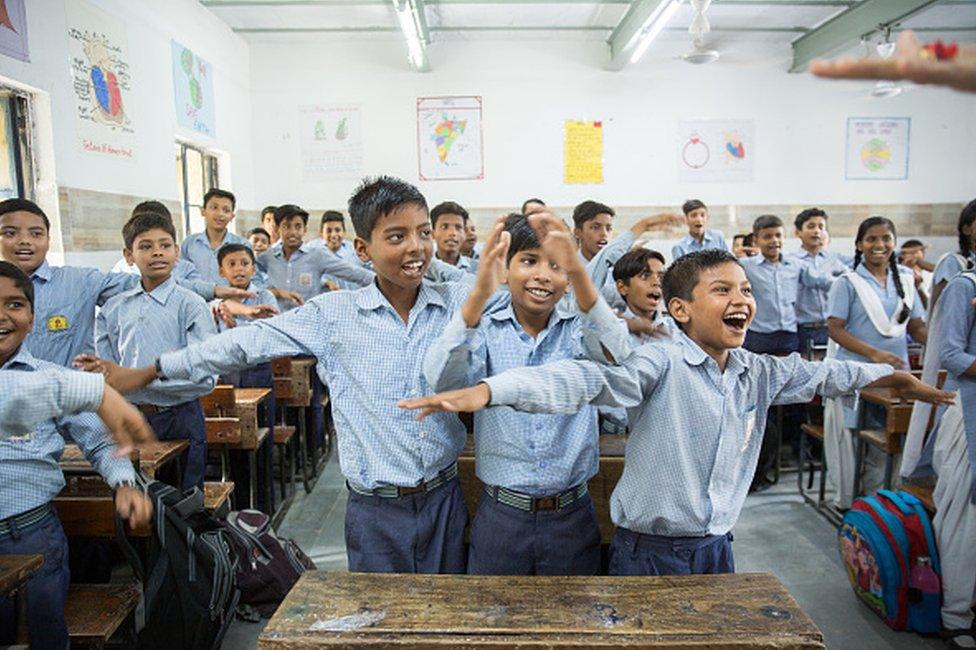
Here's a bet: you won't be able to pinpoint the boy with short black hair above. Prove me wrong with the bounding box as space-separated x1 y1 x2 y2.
788 207 851 355
731 233 758 259
572 200 615 263
430 201 476 273
461 219 482 261
80 213 218 490
423 212 629 575
0 198 240 368
522 198 546 215
0 261 152 648
401 249 954 576
310 210 370 290
672 199 728 260
899 238 933 306
612 247 671 342
98 176 484 574
257 204 374 311
248 227 272 255
181 188 249 284
260 205 278 245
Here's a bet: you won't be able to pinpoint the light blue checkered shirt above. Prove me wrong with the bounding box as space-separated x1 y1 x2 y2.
159 280 471 491
0 366 104 438
424 293 630 495
741 254 833 333
211 283 278 333
483 328 892 536
308 239 370 290
181 230 250 285
257 243 375 310
671 229 728 261
0 347 134 519
96 276 217 406
787 249 852 324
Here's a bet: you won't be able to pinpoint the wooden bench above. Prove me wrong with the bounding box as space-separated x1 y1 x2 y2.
204 481 235 516
0 555 43 645
65 582 141 649
259 571 825 648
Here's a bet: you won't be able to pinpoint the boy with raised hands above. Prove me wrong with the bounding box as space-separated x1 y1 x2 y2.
401 249 954 576
424 212 630 575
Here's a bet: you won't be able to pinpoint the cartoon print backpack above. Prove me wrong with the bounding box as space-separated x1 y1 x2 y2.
839 489 941 633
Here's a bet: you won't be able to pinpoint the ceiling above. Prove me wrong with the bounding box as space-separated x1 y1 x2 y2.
198 0 976 70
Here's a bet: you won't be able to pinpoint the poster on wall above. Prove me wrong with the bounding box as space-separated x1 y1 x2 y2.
299 104 363 181
676 120 754 183
66 0 134 159
171 40 216 137
417 96 484 181
564 120 603 184
0 0 29 62
845 117 910 181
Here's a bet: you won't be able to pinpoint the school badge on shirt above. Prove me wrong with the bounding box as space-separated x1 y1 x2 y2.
299 273 313 288
47 315 69 331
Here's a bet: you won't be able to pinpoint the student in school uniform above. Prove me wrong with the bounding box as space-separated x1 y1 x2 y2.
424 213 629 575
923 272 976 649
611 247 673 343
930 199 976 312
260 205 279 246
671 199 728 261
257 204 375 312
400 249 953 576
788 208 852 356
111 202 212 285
823 216 928 509
0 262 152 649
898 239 934 308
246 227 273 288
522 198 546 215
731 233 759 259
181 189 250 285
0 199 245 368
97 176 488 574
78 213 219 491
461 219 483 262
430 201 477 274
308 210 372 290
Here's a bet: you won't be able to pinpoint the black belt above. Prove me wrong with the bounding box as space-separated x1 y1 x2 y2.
798 321 827 329
485 483 588 512
0 503 53 538
348 462 458 498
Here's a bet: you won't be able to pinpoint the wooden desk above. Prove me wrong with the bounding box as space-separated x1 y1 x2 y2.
0 554 43 644
458 435 626 544
61 440 187 479
273 357 317 493
854 387 915 496
233 387 273 449
259 571 824 648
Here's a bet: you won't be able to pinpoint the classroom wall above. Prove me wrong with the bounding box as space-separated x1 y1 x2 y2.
0 0 254 265
248 37 976 237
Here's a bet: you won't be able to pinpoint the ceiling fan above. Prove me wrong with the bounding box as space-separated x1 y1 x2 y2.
681 0 719 64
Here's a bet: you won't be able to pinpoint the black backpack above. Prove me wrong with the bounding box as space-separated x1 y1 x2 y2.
117 478 239 650
219 509 316 618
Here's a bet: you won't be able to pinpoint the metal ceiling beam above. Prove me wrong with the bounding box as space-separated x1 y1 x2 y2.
202 0 860 5
790 0 940 72
607 0 679 71
231 24 820 33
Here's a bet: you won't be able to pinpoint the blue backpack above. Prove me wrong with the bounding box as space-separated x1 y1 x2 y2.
838 489 941 633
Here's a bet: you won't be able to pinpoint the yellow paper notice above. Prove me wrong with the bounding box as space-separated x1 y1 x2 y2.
564 120 603 184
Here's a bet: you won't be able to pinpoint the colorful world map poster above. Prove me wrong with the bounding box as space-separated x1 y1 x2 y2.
299 104 363 181
676 120 754 183
845 117 910 181
417 96 484 181
564 120 603 184
172 40 216 137
66 0 134 159
0 0 29 62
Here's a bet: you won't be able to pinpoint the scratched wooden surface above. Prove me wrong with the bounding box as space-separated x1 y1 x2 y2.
0 555 42 597
60 440 186 478
459 435 626 544
259 572 824 648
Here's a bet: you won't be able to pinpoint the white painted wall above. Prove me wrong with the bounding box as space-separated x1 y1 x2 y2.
0 0 254 207
248 37 976 211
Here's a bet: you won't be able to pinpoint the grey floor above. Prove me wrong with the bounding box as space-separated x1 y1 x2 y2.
223 455 943 649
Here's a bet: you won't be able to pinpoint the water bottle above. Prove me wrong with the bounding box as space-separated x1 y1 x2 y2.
908 555 941 634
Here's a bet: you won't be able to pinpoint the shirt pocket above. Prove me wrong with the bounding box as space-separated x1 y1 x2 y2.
738 406 759 453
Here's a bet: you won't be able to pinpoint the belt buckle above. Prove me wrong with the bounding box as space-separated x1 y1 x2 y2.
399 484 425 497
533 496 558 511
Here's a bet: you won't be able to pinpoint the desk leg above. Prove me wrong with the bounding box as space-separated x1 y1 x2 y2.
297 407 312 494
14 584 29 644
773 406 784 485
853 437 865 501
248 450 258 510
883 452 894 490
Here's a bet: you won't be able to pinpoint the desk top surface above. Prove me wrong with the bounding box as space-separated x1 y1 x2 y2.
235 387 272 406
0 555 43 597
259 571 823 648
60 440 188 472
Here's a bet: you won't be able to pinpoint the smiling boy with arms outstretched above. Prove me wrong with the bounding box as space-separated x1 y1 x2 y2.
401 249 954 576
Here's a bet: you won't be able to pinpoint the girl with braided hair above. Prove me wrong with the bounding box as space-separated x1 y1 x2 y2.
931 199 976 314
822 216 928 508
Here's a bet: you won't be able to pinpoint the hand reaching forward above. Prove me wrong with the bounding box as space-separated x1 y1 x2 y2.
526 211 582 273
96 385 155 456
398 383 492 421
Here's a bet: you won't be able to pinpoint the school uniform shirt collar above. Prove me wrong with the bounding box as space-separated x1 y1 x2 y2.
485 292 575 328
674 328 751 375
755 254 794 267
794 248 826 261
271 243 310 260
354 279 447 314
31 260 52 282
1 345 39 371
130 275 178 305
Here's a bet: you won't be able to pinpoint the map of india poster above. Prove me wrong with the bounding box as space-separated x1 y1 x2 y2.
417 96 484 181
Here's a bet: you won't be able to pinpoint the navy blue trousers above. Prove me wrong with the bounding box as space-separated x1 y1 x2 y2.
0 510 71 649
743 329 799 356
344 478 468 573
468 490 601 575
797 324 828 359
146 400 206 491
609 527 735 576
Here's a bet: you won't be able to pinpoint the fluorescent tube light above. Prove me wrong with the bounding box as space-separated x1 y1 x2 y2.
629 0 684 65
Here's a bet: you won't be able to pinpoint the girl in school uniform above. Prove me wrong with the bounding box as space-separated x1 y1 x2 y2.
930 199 976 313
823 216 928 509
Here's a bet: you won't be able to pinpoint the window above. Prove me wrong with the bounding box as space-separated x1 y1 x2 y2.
0 88 33 200
175 141 219 236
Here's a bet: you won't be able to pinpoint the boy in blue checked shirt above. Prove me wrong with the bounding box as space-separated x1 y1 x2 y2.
75 213 218 491
0 198 250 368
308 210 370 290
424 213 629 575
181 188 249 285
257 204 375 311
671 199 728 261
91 177 492 574
0 262 152 648
400 249 954 577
